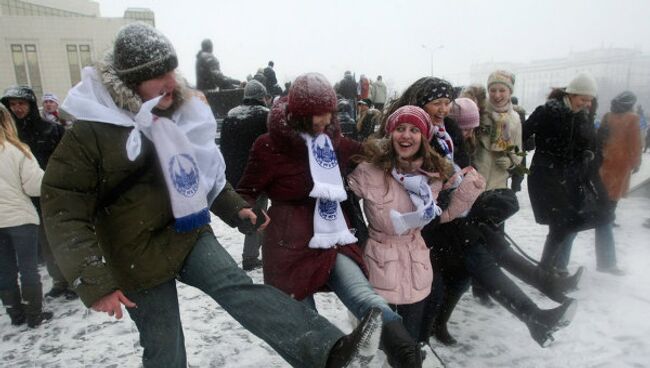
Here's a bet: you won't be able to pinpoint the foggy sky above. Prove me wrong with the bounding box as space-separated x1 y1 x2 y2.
96 0 650 92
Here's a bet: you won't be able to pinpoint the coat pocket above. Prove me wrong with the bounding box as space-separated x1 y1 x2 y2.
365 245 399 291
410 248 433 291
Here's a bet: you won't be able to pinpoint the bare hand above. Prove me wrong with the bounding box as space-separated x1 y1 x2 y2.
91 290 136 320
238 208 271 231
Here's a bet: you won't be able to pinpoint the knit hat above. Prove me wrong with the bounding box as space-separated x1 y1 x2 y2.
287 73 337 118
611 91 636 113
566 72 597 97
487 70 515 92
243 80 267 103
111 22 178 85
448 98 480 130
385 105 433 140
42 93 59 104
417 78 454 107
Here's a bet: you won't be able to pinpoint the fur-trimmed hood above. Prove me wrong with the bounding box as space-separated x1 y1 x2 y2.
95 53 188 114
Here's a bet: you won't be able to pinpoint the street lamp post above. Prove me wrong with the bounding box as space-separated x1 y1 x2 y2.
421 44 444 76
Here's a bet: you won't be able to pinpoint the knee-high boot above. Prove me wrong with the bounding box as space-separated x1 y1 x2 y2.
381 320 422 368
0 287 26 326
431 289 464 345
20 283 53 328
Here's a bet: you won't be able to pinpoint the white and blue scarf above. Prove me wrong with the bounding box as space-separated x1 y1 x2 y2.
390 168 442 235
62 67 226 232
301 133 358 249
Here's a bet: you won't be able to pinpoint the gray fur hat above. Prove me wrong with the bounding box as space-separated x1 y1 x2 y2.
111 22 178 85
243 80 267 103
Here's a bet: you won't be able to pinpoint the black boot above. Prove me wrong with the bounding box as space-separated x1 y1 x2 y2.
431 290 463 345
21 283 53 328
326 307 382 368
1 288 26 326
525 299 578 347
381 320 422 368
471 283 493 307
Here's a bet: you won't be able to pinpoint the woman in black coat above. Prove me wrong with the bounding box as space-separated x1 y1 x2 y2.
523 72 609 275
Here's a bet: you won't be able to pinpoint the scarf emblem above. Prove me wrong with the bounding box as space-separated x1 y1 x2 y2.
318 199 338 221
169 154 200 197
312 137 338 169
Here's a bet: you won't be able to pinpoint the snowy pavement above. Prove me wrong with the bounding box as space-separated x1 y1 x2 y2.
2 154 650 367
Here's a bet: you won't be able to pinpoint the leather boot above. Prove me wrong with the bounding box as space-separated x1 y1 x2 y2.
431 290 463 345
381 320 422 368
21 283 53 328
0 287 26 326
326 307 382 368
525 298 578 347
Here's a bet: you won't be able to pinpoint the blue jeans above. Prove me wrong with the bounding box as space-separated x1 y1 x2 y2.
540 225 578 272
301 253 401 325
124 232 343 368
595 222 617 268
0 224 41 291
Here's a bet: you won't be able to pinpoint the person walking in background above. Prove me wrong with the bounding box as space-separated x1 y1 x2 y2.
0 105 53 328
358 74 370 100
0 85 75 300
595 91 642 275
41 93 73 129
42 23 382 368
356 98 380 141
221 80 270 271
370 75 388 111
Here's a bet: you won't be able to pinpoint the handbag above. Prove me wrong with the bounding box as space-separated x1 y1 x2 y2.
341 177 369 249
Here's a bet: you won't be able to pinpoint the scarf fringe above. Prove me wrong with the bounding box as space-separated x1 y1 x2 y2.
308 230 358 249
174 207 210 232
310 183 347 202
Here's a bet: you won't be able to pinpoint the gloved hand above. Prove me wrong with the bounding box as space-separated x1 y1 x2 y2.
495 156 511 170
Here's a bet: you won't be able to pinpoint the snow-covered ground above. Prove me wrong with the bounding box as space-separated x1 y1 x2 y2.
3 154 650 368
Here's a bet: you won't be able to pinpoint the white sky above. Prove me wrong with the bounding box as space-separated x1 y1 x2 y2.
96 0 650 92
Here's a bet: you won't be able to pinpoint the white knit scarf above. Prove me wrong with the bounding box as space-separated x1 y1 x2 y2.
301 133 358 249
486 100 516 151
62 67 226 232
389 168 442 235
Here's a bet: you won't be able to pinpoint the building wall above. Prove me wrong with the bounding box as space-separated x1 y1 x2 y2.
470 48 650 117
0 0 154 103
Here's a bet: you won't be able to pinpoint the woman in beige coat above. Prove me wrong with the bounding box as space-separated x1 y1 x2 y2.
0 105 52 328
349 105 481 341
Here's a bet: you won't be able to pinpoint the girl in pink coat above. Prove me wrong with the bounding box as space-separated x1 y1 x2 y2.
348 105 481 340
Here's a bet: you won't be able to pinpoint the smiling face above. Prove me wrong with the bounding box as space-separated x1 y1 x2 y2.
488 83 512 108
422 98 451 125
568 94 594 112
311 112 332 135
391 122 423 161
136 70 177 110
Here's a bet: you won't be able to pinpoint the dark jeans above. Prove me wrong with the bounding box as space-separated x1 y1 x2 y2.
540 224 578 272
0 224 41 290
242 195 267 260
389 296 429 341
124 232 342 368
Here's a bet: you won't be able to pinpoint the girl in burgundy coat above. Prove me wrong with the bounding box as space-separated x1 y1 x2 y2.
237 73 425 367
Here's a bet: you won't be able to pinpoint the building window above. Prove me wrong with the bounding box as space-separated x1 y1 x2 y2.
10 43 43 97
67 44 92 86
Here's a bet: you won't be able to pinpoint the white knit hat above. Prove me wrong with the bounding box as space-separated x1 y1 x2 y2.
566 72 597 97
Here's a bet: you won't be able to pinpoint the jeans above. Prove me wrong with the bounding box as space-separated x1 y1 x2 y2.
389 298 427 341
124 232 343 368
595 222 617 268
540 224 578 272
301 253 401 325
0 224 41 290
242 195 267 260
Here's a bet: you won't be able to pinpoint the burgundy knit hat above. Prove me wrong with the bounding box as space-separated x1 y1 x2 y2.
287 73 337 118
449 97 480 130
385 105 433 140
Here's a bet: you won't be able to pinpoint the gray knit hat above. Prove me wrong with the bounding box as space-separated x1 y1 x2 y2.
611 91 636 113
112 22 178 85
243 80 267 103
566 72 597 97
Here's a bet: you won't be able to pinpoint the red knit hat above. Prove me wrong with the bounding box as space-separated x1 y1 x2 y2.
448 97 480 130
287 73 337 118
385 105 433 140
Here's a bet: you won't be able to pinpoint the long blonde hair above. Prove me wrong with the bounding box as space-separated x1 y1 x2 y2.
0 105 32 158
